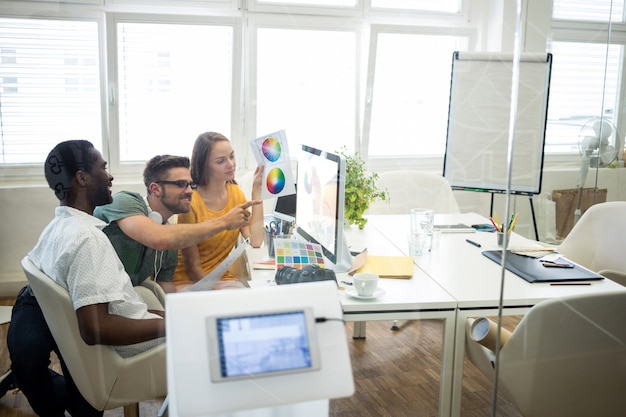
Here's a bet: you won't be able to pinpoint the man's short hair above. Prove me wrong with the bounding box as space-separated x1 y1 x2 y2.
143 155 191 193
44 140 97 201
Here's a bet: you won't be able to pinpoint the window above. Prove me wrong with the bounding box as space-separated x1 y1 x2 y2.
547 0 625 156
545 41 621 154
0 18 101 164
115 21 235 162
370 0 460 13
552 0 624 22
0 0 486 178
256 0 357 6
254 26 357 154
364 29 469 157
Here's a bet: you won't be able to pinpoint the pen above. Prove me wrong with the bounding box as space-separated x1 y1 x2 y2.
466 239 481 248
494 212 501 229
340 280 353 286
550 283 591 286
488 217 500 232
508 214 518 233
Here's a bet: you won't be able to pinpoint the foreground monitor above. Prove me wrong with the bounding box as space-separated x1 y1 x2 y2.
166 281 354 416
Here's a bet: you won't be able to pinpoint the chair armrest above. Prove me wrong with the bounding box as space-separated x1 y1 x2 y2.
598 269 626 287
136 280 166 310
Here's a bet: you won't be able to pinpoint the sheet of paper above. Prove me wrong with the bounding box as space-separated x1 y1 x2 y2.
188 239 250 291
510 247 557 258
249 129 296 200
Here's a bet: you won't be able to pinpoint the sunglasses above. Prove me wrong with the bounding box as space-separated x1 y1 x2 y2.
156 180 197 190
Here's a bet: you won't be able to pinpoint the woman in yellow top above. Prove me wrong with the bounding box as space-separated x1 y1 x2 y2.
174 132 264 290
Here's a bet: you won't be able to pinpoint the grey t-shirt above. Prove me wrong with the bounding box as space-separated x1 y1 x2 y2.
94 191 177 285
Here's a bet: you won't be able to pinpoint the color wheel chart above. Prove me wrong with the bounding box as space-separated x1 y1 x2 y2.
250 129 296 200
273 238 326 270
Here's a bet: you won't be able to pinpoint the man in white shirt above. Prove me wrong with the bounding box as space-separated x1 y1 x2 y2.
7 140 165 416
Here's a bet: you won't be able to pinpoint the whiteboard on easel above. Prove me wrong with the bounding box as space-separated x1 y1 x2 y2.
443 52 552 195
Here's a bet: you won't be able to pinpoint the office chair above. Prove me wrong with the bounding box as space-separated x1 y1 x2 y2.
465 290 626 417
557 201 626 286
22 256 167 417
134 279 166 310
367 170 460 215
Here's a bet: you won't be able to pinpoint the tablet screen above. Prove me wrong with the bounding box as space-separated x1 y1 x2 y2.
207 308 320 382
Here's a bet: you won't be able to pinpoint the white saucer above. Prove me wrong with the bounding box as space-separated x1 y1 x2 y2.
345 288 386 300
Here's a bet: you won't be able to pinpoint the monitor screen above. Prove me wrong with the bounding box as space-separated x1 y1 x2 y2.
206 308 320 382
295 145 353 272
273 185 297 221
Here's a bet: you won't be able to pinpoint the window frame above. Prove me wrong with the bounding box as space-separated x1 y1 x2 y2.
361 23 475 167
104 12 243 177
0 0 500 185
0 6 107 183
547 18 626 163
246 0 362 17
245 13 363 162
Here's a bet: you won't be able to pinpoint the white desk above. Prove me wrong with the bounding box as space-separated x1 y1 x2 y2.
366 213 626 417
247 223 457 417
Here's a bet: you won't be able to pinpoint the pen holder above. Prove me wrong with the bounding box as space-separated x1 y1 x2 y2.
496 231 510 248
264 232 290 258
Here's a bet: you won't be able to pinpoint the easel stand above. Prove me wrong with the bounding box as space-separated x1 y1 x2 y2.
488 191 539 241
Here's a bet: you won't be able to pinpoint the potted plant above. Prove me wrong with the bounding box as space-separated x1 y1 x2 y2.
338 147 388 229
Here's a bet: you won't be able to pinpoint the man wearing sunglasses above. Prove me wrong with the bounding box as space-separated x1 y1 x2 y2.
93 155 260 294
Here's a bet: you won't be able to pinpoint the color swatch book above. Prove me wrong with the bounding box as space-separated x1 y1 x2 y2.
249 129 296 199
273 238 326 270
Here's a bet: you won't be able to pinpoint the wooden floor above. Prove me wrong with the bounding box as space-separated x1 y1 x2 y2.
0 296 522 417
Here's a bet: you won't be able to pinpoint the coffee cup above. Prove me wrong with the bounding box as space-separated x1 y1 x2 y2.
353 273 379 297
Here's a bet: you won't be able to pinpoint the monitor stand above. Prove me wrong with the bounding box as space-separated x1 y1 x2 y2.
325 237 354 273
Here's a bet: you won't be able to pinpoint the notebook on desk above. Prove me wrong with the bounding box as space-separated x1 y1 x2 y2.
350 255 414 279
482 250 604 283
433 223 475 233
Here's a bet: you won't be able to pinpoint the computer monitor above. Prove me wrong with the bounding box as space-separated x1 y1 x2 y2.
295 145 353 272
273 185 297 221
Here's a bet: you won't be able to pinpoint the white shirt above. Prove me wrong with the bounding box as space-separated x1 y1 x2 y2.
29 206 164 357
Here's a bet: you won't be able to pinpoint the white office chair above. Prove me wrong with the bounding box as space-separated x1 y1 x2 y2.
22 256 167 417
367 170 460 215
134 279 166 310
557 201 626 286
465 290 626 417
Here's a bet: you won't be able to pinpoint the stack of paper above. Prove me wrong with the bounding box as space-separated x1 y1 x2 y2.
350 255 414 279
510 247 557 258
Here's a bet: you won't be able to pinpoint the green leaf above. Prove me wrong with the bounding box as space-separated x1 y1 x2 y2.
337 147 388 230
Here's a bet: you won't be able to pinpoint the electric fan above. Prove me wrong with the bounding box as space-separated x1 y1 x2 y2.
574 118 619 224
